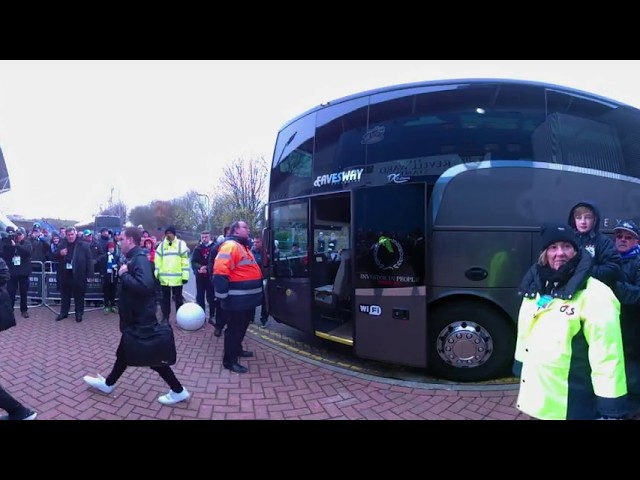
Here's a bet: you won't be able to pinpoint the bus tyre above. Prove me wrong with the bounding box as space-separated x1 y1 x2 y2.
428 302 515 382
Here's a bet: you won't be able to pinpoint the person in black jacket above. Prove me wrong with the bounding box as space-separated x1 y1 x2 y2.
1 227 32 318
54 227 94 323
611 220 640 406
0 256 37 420
96 241 120 313
191 231 215 323
567 200 621 287
207 230 229 335
82 227 190 406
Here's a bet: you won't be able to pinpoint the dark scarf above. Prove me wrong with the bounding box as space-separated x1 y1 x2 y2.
536 251 582 296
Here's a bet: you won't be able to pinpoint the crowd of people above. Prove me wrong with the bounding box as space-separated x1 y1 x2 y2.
515 200 640 420
0 219 268 420
3 200 640 421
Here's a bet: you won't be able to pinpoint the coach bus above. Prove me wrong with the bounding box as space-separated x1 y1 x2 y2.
75 215 122 235
261 78 640 382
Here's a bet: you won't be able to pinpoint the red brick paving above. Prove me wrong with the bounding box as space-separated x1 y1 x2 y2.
0 306 531 420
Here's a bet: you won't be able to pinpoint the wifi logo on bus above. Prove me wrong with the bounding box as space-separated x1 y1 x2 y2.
359 304 382 316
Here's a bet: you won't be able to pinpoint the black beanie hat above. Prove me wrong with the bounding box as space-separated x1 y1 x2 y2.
540 223 578 251
164 225 177 236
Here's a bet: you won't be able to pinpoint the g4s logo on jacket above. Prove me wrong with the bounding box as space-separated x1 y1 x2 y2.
559 304 575 316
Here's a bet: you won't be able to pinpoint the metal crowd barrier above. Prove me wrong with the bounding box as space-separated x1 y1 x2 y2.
15 260 116 315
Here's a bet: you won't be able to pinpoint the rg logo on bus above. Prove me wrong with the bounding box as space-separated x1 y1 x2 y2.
373 236 404 271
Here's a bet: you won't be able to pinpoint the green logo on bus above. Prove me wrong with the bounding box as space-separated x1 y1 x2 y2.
374 236 404 271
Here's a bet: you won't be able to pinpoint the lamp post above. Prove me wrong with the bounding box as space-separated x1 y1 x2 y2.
195 192 210 232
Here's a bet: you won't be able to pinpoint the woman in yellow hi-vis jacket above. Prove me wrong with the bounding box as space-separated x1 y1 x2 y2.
515 223 628 420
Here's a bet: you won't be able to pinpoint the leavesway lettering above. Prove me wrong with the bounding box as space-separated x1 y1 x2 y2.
314 168 364 187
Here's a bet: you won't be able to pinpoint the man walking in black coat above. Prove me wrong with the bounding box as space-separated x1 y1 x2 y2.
0 257 37 420
54 227 94 322
82 227 190 406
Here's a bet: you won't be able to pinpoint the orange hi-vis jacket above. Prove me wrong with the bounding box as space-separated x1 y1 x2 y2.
213 238 263 311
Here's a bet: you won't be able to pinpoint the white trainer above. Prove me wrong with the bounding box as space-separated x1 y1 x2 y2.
83 374 114 394
158 388 190 405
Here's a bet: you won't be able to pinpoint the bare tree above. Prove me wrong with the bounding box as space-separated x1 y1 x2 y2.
129 205 157 230
171 191 207 232
217 157 268 229
209 193 236 236
150 200 175 231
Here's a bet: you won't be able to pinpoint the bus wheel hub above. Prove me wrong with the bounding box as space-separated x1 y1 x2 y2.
436 321 493 368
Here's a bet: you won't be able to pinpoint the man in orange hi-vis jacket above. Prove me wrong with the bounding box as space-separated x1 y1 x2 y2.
213 220 263 374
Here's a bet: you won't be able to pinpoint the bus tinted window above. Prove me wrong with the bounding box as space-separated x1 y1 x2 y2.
604 106 640 179
271 200 309 278
270 114 315 201
313 97 368 193
366 84 545 166
532 89 640 177
354 183 425 288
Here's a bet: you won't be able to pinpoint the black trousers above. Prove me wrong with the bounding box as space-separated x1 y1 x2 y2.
160 285 183 319
259 292 268 321
105 337 183 392
223 308 255 367
102 277 118 308
8 275 29 312
59 280 85 317
195 275 215 317
214 300 227 330
0 383 29 418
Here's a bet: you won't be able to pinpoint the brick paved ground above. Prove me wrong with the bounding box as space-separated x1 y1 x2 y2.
0 305 530 420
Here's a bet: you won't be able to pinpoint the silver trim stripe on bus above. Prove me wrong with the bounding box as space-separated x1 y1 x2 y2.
431 160 640 224
356 286 426 296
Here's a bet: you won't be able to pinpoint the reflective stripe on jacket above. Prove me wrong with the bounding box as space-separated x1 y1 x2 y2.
154 238 190 286
213 239 262 311
515 277 628 420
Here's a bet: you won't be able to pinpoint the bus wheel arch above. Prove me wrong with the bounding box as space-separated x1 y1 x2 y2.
427 296 515 382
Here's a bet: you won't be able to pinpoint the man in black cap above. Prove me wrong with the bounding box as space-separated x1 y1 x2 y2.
154 226 190 323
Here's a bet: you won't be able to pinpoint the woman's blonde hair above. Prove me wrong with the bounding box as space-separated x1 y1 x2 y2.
537 249 548 266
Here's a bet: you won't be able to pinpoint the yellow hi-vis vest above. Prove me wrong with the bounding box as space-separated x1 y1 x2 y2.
515 277 627 420
154 238 190 287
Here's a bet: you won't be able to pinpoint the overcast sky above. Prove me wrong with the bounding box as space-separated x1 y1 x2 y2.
0 60 639 222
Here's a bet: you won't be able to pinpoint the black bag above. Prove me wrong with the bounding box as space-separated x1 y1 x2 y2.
0 288 16 332
122 322 177 367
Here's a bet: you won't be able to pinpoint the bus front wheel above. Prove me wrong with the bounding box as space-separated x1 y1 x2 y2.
427 302 515 382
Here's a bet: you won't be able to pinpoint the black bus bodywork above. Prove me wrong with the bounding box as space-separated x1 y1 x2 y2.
263 78 640 381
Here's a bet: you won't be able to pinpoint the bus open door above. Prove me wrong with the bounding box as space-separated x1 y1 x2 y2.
352 184 428 368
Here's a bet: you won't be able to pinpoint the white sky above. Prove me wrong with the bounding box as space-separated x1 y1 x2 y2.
0 60 639 221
